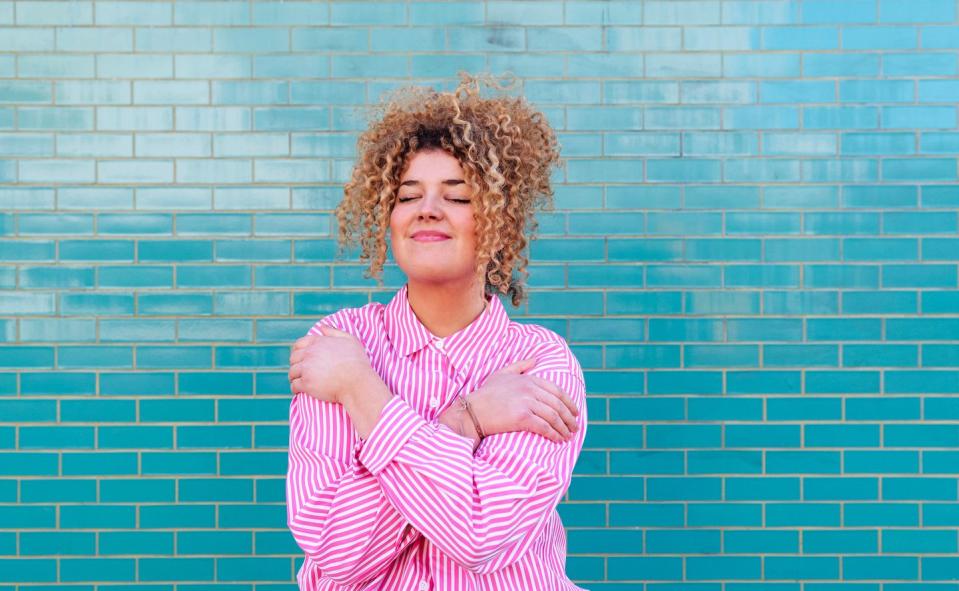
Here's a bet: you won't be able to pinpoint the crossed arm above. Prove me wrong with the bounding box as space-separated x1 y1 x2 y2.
286 311 587 583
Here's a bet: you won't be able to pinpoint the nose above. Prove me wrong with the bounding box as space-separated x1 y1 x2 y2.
415 191 443 220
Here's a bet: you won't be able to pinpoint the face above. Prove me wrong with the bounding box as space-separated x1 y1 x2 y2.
389 149 480 288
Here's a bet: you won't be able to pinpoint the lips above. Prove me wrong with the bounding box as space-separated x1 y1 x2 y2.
411 231 451 241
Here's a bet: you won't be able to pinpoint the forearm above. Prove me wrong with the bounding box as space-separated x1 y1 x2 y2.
343 370 481 452
354 393 581 574
438 398 482 453
340 370 393 439
287 394 420 585
289 473 420 584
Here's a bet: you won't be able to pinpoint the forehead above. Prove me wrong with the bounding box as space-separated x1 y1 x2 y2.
399 149 464 180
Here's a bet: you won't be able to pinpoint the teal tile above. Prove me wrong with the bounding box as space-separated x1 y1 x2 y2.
20 531 95 555
98 265 173 288
19 426 94 449
140 504 215 528
98 426 173 449
60 505 134 529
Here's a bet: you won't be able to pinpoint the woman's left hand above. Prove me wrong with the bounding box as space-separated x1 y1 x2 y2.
288 324 373 404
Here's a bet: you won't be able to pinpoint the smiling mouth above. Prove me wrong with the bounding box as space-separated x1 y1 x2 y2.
412 235 451 242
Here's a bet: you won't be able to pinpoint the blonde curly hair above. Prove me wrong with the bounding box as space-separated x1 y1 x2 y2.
334 71 562 307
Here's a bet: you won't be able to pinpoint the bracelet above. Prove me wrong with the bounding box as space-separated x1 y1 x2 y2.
459 394 486 440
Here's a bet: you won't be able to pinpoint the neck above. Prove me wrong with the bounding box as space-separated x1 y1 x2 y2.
406 276 489 338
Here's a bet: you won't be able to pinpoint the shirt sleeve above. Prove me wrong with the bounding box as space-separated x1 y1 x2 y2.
356 339 588 575
286 311 421 586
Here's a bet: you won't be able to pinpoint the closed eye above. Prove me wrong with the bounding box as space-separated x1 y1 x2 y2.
397 196 471 204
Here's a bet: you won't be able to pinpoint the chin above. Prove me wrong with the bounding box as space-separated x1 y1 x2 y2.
404 265 474 285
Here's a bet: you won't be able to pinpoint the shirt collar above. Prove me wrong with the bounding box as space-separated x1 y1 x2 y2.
384 283 509 371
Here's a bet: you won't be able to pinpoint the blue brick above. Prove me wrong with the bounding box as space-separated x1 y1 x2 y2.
686 556 761 580
726 477 800 501
725 530 798 554
764 557 840 580
140 504 215 528
804 106 878 129
766 503 841 526
98 426 172 449
886 52 958 76
20 531 95 556
562 1 640 25
60 505 134 529
59 398 136 422
804 0 876 23
0 452 58 475
844 26 917 49
21 372 96 395
409 2 484 25
0 345 55 368
924 25 959 48
647 425 721 449
647 53 722 78
845 450 919 473
0 558 57 582
767 451 841 475
688 450 762 474
804 477 878 501
20 426 94 449
922 131 959 153
725 106 799 129
721 1 799 24
881 0 955 22
919 80 959 103
885 529 957 553
844 557 918 581
99 265 172 288
883 477 957 500
762 81 835 103
725 53 801 77
805 53 880 77
646 530 720 554
764 26 838 49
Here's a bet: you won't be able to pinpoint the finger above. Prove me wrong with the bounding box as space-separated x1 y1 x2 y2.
530 375 580 418
499 358 536 374
290 377 304 395
524 412 563 443
288 363 302 383
533 386 577 433
292 335 319 351
319 325 349 337
533 400 570 440
289 348 310 365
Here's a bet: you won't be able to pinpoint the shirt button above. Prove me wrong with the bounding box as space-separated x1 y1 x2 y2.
428 396 439 409
434 339 445 352
418 582 429 591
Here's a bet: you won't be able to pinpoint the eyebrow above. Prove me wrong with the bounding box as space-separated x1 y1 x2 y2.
399 179 465 187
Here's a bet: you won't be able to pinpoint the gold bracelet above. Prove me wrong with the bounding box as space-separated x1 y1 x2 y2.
459 395 485 440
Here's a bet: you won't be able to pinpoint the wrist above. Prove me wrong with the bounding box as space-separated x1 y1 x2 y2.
459 394 486 440
439 401 481 452
339 367 380 407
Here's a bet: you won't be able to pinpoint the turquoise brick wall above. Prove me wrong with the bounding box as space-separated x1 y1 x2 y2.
1 0 958 588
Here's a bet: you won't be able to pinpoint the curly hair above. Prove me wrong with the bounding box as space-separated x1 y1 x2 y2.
334 71 562 307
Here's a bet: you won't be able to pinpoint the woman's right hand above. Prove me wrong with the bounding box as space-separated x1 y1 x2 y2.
466 358 581 443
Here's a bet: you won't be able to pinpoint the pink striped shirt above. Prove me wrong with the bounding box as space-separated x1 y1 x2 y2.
286 283 588 591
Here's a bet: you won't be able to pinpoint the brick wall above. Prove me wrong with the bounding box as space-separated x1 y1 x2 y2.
2 0 959 588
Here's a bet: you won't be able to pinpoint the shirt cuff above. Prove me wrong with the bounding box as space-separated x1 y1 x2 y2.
357 396 429 475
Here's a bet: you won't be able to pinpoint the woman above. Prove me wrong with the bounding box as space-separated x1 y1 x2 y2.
286 72 589 591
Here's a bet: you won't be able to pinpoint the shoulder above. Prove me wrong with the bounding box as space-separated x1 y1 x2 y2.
505 321 584 386
306 300 386 341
